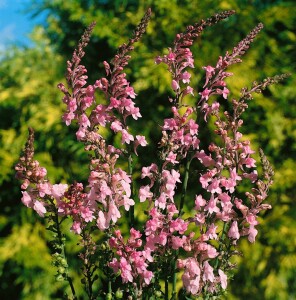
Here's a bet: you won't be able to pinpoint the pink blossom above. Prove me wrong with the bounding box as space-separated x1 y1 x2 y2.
207 178 222 194
33 201 47 217
143 270 153 284
121 129 134 144
155 193 166 209
218 269 228 289
181 71 191 83
195 150 215 167
71 221 82 234
243 170 258 183
171 80 180 91
79 113 90 127
119 257 133 283
246 214 258 225
228 221 240 240
80 207 95 222
97 211 108 231
183 86 194 97
126 86 137 98
110 120 123 132
199 88 211 101
136 135 148 146
171 236 185 249
63 111 75 126
242 157 256 168
108 201 121 223
248 225 258 243
166 151 179 164
21 191 33 208
206 223 218 240
139 185 153 202
204 195 220 214
195 195 206 210
163 118 177 130
188 119 199 135
167 51 176 61
52 184 68 200
203 261 215 282
38 182 52 197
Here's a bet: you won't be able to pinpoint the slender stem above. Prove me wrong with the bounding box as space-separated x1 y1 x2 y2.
108 280 112 296
214 221 228 270
165 276 169 300
128 152 135 228
171 251 178 300
178 158 191 216
52 205 77 299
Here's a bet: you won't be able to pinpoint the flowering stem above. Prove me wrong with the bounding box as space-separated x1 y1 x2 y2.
165 276 169 300
108 280 112 295
51 203 77 299
128 152 134 228
214 221 229 270
178 158 191 216
171 252 178 300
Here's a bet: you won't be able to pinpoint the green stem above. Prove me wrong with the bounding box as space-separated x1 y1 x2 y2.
128 153 135 228
108 280 112 294
178 158 191 216
171 252 178 300
165 276 169 300
52 206 77 299
214 221 228 270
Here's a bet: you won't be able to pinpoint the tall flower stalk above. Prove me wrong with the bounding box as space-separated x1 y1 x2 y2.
16 8 289 300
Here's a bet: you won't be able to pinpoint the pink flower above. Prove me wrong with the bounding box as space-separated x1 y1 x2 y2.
206 223 218 240
136 135 148 146
139 185 153 202
204 195 220 215
71 221 82 234
110 120 123 132
207 178 222 194
171 236 185 249
63 111 75 126
38 182 52 197
33 200 47 217
155 193 166 209
126 86 137 98
218 269 228 289
166 151 179 164
134 135 148 155
108 201 121 223
52 184 68 200
21 191 33 208
181 71 191 83
119 257 133 283
222 87 229 99
143 270 153 284
203 261 215 282
80 207 95 222
121 129 134 144
97 211 108 231
199 88 211 101
248 225 258 243
171 80 180 91
195 195 206 210
228 221 240 240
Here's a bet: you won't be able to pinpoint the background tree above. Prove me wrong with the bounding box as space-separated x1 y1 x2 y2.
0 0 295 299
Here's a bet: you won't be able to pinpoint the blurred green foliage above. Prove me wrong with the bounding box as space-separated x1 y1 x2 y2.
0 0 295 299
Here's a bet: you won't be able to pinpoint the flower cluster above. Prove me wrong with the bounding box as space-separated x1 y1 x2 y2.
109 229 153 286
16 9 289 300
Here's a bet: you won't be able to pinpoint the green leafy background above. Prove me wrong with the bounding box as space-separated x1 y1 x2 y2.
0 0 295 299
